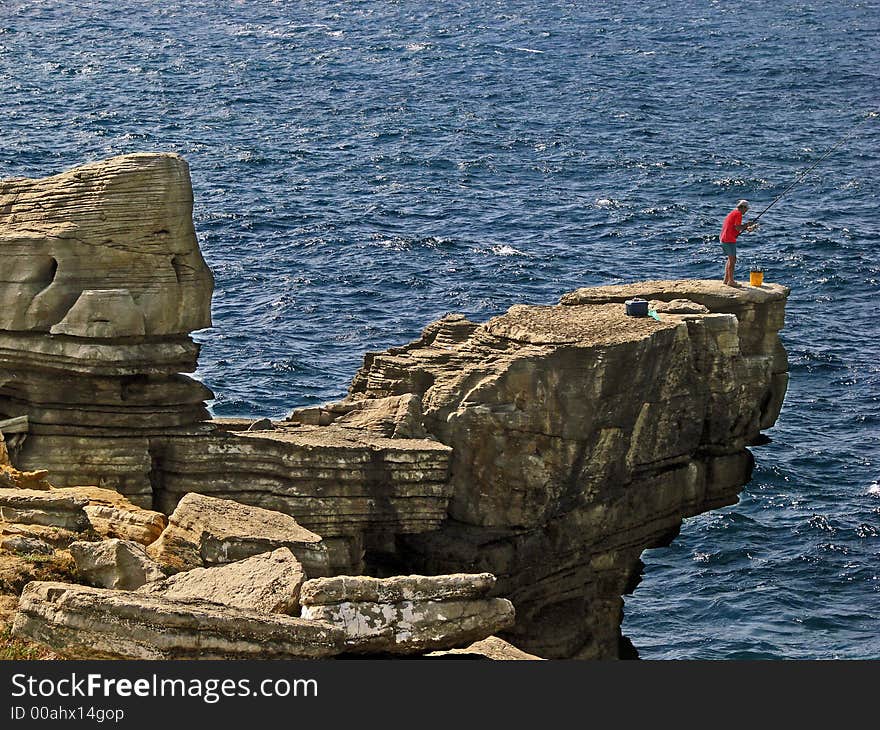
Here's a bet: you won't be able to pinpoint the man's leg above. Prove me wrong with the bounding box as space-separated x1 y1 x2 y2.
724 255 737 285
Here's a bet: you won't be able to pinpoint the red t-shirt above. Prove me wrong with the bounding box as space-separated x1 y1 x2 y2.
720 208 743 243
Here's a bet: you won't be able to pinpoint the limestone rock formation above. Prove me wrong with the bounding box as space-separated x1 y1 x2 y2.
300 573 515 654
427 636 543 660
0 488 90 532
154 424 453 575
0 153 214 500
0 153 212 334
300 280 789 658
138 547 304 614
69 538 165 590
56 486 167 545
147 492 331 577
1 155 792 659
12 581 345 659
0 469 165 548
0 156 453 578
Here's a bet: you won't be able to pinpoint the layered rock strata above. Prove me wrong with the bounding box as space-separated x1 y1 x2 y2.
0 153 214 498
154 425 452 574
69 538 165 590
0 488 90 532
300 281 789 658
12 581 345 660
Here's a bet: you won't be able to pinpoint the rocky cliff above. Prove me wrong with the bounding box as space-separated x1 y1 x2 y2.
0 155 790 658
0 153 214 496
293 283 788 657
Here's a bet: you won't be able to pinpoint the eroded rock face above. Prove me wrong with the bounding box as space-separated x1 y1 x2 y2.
0 153 212 335
147 492 331 577
300 573 515 655
153 425 453 575
12 581 345 659
138 547 304 614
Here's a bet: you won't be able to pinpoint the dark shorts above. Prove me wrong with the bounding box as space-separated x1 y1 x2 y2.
721 242 737 256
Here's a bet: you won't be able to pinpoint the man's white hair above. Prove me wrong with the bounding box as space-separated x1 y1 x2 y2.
737 199 749 209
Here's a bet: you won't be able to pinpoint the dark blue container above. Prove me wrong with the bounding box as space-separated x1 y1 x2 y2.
625 298 649 317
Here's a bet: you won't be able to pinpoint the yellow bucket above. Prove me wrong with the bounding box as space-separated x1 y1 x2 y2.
749 270 764 287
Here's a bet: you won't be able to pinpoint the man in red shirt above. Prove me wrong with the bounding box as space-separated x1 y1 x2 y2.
720 199 756 286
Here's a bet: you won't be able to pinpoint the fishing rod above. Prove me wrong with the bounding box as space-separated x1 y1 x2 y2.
750 110 878 224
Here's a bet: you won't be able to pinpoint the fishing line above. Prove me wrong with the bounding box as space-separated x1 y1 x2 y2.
751 110 878 223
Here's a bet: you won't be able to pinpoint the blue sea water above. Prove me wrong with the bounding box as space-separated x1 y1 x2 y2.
1 0 877 659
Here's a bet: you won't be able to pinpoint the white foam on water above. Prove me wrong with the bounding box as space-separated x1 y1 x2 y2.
491 244 526 256
514 47 545 54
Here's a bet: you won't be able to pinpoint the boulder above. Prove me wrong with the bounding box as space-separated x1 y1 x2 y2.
0 534 53 555
427 636 543 660
246 417 273 431
0 488 89 531
299 573 515 655
12 581 346 659
138 547 304 614
69 539 165 590
53 486 167 545
147 492 331 577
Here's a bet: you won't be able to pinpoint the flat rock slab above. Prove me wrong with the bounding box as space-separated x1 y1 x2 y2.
148 492 330 577
300 572 514 655
138 547 304 614
12 581 346 660
559 279 790 308
300 572 497 605
0 488 89 531
70 538 165 590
